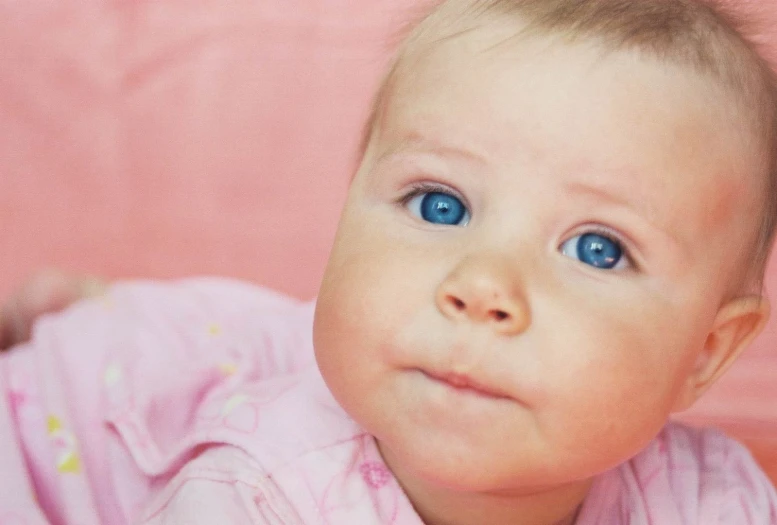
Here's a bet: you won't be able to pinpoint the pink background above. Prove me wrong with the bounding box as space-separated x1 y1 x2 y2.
1 0 775 479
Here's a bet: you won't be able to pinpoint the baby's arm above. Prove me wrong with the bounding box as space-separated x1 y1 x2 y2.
0 352 53 524
0 307 121 524
0 277 316 524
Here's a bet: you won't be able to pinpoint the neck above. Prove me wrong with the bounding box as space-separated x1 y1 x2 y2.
379 441 592 525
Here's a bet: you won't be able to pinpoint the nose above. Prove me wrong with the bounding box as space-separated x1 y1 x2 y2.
435 253 531 336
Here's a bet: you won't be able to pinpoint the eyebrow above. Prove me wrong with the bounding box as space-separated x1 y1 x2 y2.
564 180 641 212
376 131 491 167
563 180 688 255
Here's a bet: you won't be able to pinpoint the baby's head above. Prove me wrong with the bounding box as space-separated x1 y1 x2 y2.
314 0 776 506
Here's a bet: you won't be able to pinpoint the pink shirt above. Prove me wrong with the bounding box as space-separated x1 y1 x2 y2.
0 278 775 524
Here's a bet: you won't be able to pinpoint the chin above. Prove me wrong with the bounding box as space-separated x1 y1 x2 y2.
378 429 525 492
387 424 613 496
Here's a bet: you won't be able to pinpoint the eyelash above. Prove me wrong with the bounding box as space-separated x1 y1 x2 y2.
399 181 469 209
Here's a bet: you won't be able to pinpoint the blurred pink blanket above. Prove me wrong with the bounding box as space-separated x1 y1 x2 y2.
0 0 415 298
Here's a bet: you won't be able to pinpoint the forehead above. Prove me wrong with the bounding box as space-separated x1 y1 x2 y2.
373 29 761 251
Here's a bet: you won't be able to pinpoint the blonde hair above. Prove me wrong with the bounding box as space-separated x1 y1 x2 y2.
360 0 777 291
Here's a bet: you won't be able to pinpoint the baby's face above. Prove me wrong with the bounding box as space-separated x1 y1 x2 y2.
314 27 763 491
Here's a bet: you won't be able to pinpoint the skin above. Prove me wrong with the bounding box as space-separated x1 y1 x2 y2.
0 269 105 351
314 25 770 525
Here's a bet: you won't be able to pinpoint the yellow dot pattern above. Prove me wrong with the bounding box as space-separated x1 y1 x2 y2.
47 414 82 475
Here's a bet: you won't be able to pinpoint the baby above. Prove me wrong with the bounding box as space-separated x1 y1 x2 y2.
2 0 777 523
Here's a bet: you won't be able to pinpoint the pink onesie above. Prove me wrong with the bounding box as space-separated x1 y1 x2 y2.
0 278 775 524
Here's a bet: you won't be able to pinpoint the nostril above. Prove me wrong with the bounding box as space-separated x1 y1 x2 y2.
449 296 466 310
491 309 509 322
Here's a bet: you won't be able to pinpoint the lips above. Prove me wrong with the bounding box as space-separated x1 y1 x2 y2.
422 369 512 400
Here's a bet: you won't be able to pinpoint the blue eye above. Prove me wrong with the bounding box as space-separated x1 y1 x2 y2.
407 190 470 226
561 232 627 270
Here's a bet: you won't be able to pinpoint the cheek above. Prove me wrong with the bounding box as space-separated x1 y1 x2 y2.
537 292 704 461
313 219 441 417
317 227 428 341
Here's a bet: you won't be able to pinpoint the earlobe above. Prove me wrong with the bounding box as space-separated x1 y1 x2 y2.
672 295 770 412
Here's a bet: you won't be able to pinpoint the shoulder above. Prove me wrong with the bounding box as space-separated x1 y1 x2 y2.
619 422 777 524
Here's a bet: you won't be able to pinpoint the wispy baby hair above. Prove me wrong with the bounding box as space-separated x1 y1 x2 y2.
362 0 777 291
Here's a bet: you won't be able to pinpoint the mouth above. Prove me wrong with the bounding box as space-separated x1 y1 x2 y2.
421 369 512 401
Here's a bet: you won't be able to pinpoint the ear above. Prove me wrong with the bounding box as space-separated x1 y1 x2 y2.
672 294 770 412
